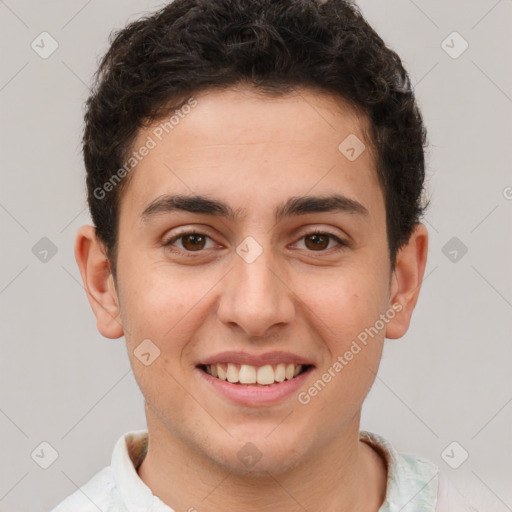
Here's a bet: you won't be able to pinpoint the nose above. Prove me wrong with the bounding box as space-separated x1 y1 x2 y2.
215 239 296 338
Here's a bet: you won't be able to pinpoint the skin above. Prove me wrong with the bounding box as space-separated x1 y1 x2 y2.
75 85 428 512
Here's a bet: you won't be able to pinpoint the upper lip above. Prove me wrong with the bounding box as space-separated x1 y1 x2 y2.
198 351 316 367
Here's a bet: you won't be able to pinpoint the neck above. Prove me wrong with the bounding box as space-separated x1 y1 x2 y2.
137 408 387 512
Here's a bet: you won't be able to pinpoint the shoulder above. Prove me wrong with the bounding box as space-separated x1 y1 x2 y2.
49 466 121 512
435 471 480 512
360 431 477 512
391 450 479 512
49 430 149 512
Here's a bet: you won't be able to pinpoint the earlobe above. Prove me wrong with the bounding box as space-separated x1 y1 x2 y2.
74 225 124 339
385 223 428 340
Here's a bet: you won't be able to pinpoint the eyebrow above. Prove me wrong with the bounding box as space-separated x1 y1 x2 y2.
140 193 368 224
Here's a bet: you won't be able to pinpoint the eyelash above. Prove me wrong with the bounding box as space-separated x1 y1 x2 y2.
162 229 349 258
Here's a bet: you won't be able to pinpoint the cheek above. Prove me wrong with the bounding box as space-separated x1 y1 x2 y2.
117 256 193 337
308 262 389 341
120 271 196 411
304 261 389 395
118 264 217 392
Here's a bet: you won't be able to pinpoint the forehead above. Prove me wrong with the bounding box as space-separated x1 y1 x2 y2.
120 85 382 224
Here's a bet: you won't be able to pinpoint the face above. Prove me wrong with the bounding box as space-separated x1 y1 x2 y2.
77 85 427 475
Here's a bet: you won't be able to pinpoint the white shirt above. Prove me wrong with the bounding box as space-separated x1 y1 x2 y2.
50 430 477 511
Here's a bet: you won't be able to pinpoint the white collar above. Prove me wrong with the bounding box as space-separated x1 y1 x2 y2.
110 429 440 511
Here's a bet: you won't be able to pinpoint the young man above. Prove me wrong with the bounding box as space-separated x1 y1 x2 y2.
51 0 477 510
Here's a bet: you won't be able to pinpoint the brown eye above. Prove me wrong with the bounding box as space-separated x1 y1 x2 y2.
163 231 214 254
304 233 331 251
293 230 349 254
180 233 206 251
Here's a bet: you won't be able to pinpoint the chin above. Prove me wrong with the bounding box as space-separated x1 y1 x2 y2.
220 450 304 477
204 433 309 477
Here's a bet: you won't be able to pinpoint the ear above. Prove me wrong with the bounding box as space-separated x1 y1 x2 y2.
385 223 428 339
74 225 124 339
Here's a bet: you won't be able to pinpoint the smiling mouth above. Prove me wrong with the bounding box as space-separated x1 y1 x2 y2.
198 363 312 386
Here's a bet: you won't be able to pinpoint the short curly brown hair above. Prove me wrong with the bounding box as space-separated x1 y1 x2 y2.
83 0 428 279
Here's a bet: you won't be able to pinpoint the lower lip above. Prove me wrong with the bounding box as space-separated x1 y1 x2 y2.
196 366 314 406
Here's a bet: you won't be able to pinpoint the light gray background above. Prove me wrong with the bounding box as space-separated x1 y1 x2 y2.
0 1 510 511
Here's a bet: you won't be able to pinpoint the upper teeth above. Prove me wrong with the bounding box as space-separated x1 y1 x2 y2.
205 363 303 385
